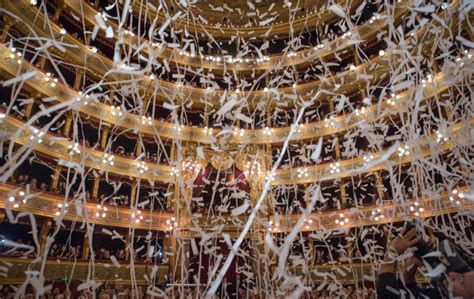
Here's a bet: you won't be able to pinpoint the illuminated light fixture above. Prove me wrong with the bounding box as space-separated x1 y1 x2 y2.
409 201 424 217
166 216 179 230
173 124 184 133
59 28 67 35
267 219 279 232
265 170 276 182
30 127 44 143
363 154 374 166
292 83 298 89
233 127 244 137
244 159 263 178
369 14 382 24
30 0 37 4
0 113 5 122
228 57 243 64
263 87 269 92
137 161 149 174
141 115 152 125
354 107 368 117
329 162 341 174
176 82 183 88
7 47 22 64
349 64 356 71
170 166 180 177
111 105 123 116
450 188 465 206
55 202 69 216
397 145 410 157
335 212 349 226
171 160 199 177
132 210 144 223
256 56 270 63
68 142 81 156
303 218 314 230
97 12 108 21
263 126 273 136
379 50 385 57
8 190 28 208
324 115 337 128
149 74 156 80
314 44 324 50
183 160 198 172
464 49 472 59
296 123 305 133
386 94 400 106
203 126 213 136
371 208 384 222
44 72 58 88
441 3 449 9
297 167 309 178
341 31 352 39
102 153 115 166
287 52 297 58
421 74 433 87
435 130 449 143
77 92 90 105
95 204 108 218
123 29 135 37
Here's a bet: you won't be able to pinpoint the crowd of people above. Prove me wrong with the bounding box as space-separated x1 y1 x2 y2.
6 173 171 213
94 248 126 261
8 174 49 192
48 243 82 259
0 283 377 298
0 238 35 257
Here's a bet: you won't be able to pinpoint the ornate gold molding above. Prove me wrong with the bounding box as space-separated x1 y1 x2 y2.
0 184 470 233
3 0 445 110
2 114 471 185
0 184 174 230
269 187 472 232
0 47 465 145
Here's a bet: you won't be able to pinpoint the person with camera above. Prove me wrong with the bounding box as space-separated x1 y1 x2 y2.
377 227 474 298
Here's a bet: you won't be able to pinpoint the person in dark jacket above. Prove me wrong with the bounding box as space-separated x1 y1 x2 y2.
377 227 474 298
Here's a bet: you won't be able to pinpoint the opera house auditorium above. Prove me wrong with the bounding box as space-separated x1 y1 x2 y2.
0 0 473 298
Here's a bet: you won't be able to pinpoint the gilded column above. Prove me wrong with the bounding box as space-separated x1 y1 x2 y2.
73 69 84 91
63 111 73 137
39 219 52 255
130 179 138 207
50 163 62 192
100 123 111 149
92 176 100 200
82 236 90 260
53 2 65 21
0 17 16 43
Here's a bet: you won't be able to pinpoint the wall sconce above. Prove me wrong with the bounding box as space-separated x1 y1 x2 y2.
335 212 349 226
297 167 309 178
102 153 115 166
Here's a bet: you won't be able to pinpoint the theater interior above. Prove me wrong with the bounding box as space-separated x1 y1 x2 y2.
0 0 473 298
